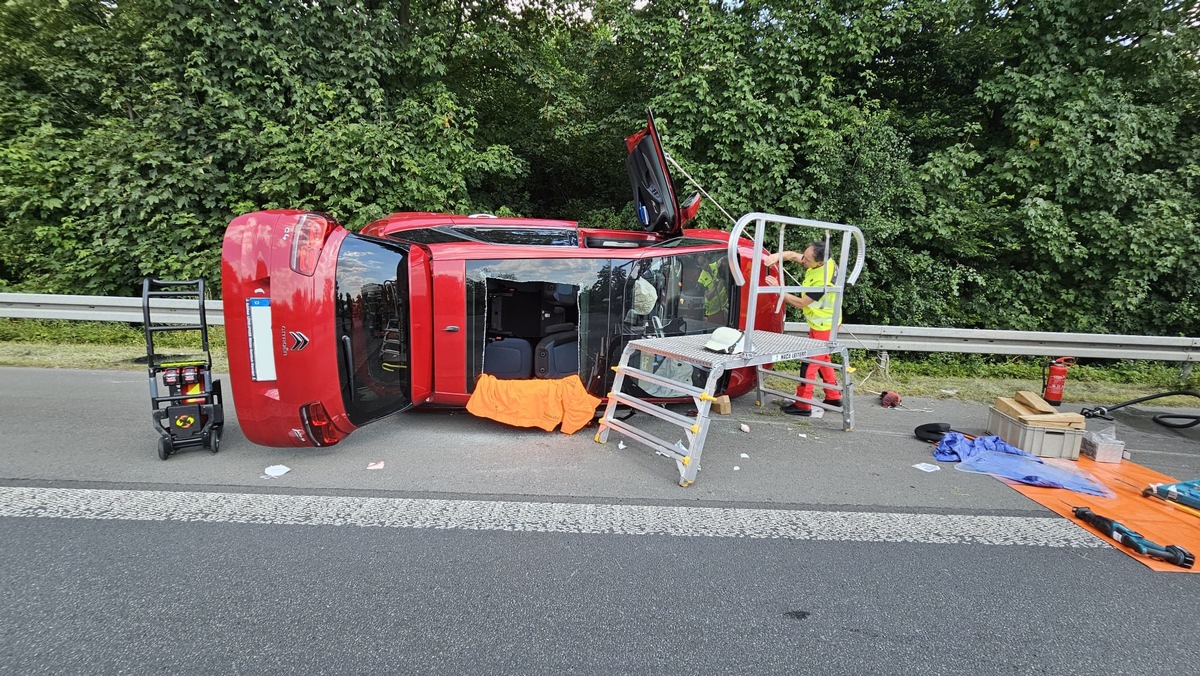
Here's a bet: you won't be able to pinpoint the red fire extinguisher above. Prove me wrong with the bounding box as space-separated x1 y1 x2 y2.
1041 356 1076 406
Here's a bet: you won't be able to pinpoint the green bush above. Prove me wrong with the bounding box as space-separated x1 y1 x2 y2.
0 318 224 350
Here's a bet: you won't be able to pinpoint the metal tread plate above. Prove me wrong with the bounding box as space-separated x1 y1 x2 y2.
627 331 838 370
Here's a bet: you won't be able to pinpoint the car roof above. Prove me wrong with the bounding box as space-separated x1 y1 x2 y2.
363 212 578 233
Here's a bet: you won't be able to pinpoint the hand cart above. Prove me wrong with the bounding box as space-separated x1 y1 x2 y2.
142 278 224 460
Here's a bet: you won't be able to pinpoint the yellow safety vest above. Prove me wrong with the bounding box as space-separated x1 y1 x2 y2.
698 261 728 317
801 261 837 330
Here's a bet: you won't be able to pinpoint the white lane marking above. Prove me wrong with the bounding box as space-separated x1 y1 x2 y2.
0 487 1102 548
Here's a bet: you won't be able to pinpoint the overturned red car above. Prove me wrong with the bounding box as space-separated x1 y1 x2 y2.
221 115 784 447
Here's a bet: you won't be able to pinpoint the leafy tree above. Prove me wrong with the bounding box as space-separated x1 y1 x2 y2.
1 0 1197 340
878 0 1200 335
0 0 523 294
607 0 932 325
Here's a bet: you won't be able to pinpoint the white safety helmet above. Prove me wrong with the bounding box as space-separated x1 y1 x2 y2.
704 327 745 354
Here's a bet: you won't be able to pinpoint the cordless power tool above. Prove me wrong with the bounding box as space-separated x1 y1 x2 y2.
1072 507 1194 569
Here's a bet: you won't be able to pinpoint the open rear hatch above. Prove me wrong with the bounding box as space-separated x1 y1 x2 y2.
221 210 428 447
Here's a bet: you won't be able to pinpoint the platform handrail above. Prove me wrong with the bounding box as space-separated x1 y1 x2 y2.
726 212 866 288
728 213 865 353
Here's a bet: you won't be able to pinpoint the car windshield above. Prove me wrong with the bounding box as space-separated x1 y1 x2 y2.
465 249 734 397
335 235 412 425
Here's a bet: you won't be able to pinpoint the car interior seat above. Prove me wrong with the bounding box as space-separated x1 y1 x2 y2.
483 336 533 379
540 283 578 331
534 323 579 379
544 283 576 305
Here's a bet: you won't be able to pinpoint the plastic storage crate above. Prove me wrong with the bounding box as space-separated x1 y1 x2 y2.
986 407 1083 460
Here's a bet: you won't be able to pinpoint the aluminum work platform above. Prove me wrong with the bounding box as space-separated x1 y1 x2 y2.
595 213 866 486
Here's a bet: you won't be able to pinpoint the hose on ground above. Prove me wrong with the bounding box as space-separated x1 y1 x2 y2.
1080 390 1200 429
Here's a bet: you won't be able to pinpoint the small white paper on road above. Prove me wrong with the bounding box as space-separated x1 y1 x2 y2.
618 441 626 449
912 463 941 473
798 433 807 439
733 466 740 471
367 461 385 470
740 453 749 459
739 424 750 433
262 464 291 479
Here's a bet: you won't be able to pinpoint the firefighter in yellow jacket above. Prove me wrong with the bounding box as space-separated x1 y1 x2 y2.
764 241 841 416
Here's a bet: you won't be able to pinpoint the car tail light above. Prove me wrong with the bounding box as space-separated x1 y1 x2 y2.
181 366 198 384
290 213 334 276
300 401 340 446
162 368 179 386
680 192 702 225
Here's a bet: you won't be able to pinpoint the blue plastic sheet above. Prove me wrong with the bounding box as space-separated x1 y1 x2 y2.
933 432 1114 497
953 451 1115 497
933 432 1035 462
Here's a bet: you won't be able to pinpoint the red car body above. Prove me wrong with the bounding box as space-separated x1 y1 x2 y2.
221 115 784 447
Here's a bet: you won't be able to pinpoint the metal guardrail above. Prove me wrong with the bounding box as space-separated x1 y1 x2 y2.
795 323 1200 363
0 292 226 325
2 292 1197 362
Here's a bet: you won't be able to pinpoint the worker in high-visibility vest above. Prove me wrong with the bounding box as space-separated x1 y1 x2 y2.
696 259 729 325
764 242 842 416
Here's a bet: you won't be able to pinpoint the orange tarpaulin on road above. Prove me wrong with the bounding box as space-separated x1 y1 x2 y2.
1006 457 1200 572
467 374 601 435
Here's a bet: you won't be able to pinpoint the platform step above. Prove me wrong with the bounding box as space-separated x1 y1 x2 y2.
599 416 686 462
607 392 703 432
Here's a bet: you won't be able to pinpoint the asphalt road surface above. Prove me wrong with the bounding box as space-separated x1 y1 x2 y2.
2 367 1198 674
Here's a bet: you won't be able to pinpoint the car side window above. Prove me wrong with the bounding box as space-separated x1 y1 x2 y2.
465 258 608 390
461 250 734 397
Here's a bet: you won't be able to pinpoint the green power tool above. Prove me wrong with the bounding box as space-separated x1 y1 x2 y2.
1072 507 1194 569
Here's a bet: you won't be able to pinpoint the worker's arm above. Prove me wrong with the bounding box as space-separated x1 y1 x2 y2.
765 275 816 310
763 251 803 268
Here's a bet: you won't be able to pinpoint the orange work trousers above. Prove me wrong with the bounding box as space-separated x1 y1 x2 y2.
796 326 840 402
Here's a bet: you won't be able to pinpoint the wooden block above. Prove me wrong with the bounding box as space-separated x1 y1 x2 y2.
994 397 1035 420
1015 391 1057 414
1018 412 1087 429
713 395 732 415
1019 412 1086 424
